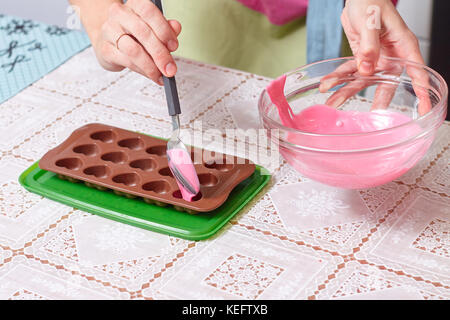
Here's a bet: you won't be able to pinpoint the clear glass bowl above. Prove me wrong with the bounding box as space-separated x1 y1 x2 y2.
258 57 448 189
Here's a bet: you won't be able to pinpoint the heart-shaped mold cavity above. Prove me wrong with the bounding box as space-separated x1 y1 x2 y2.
198 173 219 186
101 151 127 164
192 192 203 201
112 173 139 186
146 145 167 156
130 159 157 172
173 190 203 201
55 158 82 170
83 165 109 178
158 167 173 177
172 190 182 198
118 138 144 150
90 130 115 143
204 159 234 172
142 180 171 194
73 144 99 157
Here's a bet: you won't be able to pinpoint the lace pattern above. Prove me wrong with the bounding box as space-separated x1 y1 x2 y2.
0 48 448 299
204 253 284 299
412 218 450 258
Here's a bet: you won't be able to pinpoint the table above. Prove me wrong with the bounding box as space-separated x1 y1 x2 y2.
0 47 449 300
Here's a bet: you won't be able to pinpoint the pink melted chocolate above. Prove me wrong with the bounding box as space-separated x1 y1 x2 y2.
167 148 200 202
288 104 412 135
266 75 430 188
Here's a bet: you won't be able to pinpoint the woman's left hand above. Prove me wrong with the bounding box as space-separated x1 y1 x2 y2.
343 0 424 75
320 0 430 114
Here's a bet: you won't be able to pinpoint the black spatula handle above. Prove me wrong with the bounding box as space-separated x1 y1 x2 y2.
151 0 181 116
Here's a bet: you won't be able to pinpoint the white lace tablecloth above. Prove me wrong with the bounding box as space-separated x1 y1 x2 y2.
0 48 449 300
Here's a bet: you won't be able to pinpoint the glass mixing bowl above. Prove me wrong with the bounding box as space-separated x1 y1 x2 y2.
258 57 448 189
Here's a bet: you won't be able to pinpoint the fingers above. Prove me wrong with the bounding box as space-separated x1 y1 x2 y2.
343 0 382 75
357 26 380 76
116 34 163 84
108 3 177 78
168 19 182 36
319 60 358 92
370 57 402 111
102 42 148 77
321 58 397 110
94 1 182 84
379 5 431 116
408 63 432 116
320 60 366 108
325 79 371 108
126 0 179 51
335 0 431 116
401 32 432 116
371 82 398 111
387 28 431 116
100 19 162 84
99 40 128 71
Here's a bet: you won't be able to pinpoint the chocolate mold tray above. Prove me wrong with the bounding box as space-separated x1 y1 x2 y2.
39 123 256 212
19 162 270 240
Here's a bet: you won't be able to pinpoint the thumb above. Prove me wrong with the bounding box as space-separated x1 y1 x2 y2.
357 26 380 75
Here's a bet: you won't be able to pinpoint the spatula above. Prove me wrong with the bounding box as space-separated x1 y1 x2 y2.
151 0 200 201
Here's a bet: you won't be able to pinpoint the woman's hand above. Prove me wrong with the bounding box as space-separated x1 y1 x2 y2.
320 0 430 114
73 0 181 85
342 0 423 75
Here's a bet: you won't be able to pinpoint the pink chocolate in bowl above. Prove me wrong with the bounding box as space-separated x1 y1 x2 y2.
259 57 448 189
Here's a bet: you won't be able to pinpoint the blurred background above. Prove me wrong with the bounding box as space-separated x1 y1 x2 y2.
2 0 448 119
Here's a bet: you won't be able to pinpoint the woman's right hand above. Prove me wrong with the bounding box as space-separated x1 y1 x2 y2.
93 0 182 85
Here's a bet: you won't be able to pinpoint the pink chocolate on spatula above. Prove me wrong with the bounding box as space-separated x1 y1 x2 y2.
167 148 200 202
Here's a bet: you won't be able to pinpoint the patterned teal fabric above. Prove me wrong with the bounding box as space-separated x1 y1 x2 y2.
0 14 91 103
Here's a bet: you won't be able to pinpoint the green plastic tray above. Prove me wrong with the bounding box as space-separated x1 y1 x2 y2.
19 162 270 240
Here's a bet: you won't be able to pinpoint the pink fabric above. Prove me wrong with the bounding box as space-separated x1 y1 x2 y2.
236 0 398 26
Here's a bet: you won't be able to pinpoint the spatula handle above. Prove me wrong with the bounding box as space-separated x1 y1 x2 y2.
152 0 164 12
162 77 181 116
151 0 181 116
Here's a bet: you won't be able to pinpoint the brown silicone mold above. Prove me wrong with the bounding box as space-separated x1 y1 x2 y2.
39 123 255 213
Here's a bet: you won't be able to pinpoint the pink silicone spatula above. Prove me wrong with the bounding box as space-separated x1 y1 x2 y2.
152 0 200 201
